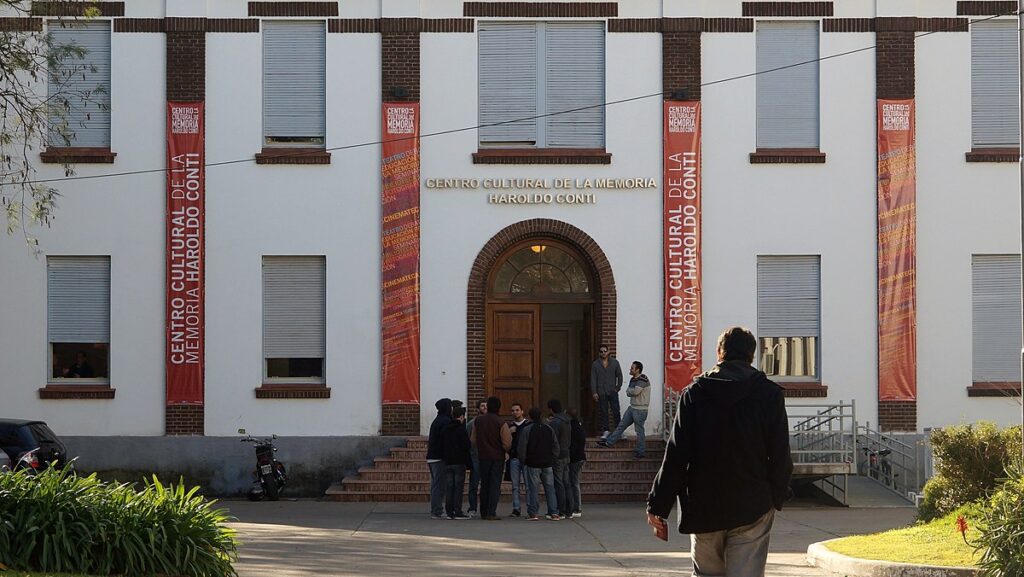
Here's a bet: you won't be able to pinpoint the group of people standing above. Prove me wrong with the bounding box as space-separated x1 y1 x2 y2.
426 396 587 521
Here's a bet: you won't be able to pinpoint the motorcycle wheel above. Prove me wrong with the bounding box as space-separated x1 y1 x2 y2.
262 473 280 501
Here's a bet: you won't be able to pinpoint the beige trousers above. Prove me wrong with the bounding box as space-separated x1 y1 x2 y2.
690 509 775 577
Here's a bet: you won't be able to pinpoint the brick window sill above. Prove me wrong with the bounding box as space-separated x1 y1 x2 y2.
472 148 612 165
255 148 332 165
41 148 116 164
776 382 828 398
749 149 826 164
39 385 116 399
965 148 1019 163
255 384 332 399
967 382 1021 397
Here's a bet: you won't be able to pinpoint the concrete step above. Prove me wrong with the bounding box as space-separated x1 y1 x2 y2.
355 468 660 482
323 484 650 503
339 479 654 493
406 437 664 450
370 456 662 471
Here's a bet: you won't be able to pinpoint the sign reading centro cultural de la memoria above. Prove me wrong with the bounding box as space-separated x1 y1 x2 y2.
423 176 658 204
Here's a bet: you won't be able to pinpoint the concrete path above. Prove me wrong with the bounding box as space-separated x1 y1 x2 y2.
224 501 917 577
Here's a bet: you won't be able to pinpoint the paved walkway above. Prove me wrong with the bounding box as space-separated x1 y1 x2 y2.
225 501 917 577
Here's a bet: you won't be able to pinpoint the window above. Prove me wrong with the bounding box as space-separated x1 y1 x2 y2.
47 256 110 383
263 256 326 382
756 21 819 149
491 244 590 295
47 21 111 148
757 255 820 379
262 21 326 147
971 21 1019 148
972 255 1022 383
478 22 605 148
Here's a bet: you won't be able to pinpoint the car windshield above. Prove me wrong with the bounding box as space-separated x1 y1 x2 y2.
28 424 59 444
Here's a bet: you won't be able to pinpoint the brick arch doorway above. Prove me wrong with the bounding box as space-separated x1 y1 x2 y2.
467 219 616 434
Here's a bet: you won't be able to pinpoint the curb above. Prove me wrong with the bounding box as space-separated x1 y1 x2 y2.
807 539 979 577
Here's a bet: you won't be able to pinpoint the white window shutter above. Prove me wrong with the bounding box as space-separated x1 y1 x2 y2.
263 21 326 143
757 255 821 337
263 256 326 359
756 21 819 149
971 20 1020 148
544 22 605 148
47 256 111 343
479 22 539 145
972 255 1022 382
48 21 111 147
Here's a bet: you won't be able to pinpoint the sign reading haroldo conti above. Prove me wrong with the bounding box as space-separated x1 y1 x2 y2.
423 177 658 204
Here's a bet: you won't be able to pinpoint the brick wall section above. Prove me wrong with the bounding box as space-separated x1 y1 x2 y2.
382 404 420 436
248 2 338 17
663 31 701 100
878 401 917 432
466 219 617 409
464 2 618 17
381 25 419 102
32 1 124 16
823 18 875 32
166 405 205 436
166 30 205 102
742 2 833 17
957 1 1018 15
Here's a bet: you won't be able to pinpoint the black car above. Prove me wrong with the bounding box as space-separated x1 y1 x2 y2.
0 419 67 470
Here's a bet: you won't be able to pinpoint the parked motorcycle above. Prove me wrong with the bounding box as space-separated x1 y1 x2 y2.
240 431 287 501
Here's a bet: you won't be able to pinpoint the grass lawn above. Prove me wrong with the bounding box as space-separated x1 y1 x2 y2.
825 510 982 567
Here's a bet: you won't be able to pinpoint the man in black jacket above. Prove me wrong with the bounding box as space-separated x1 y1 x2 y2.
442 406 472 519
518 407 561 520
426 398 452 520
647 327 793 577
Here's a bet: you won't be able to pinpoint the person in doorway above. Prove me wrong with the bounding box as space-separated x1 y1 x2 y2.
598 360 650 458
62 351 95 378
442 406 472 519
426 397 453 520
465 399 487 518
647 326 793 577
506 403 529 517
590 344 623 438
517 407 560 520
567 407 587 518
546 399 573 518
470 396 511 520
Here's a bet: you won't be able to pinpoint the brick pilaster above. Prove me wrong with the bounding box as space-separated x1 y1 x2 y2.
663 31 701 101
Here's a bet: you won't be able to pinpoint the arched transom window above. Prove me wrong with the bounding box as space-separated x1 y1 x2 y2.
491 243 591 295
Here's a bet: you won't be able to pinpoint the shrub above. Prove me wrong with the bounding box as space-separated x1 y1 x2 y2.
918 423 1022 521
976 459 1024 577
0 466 238 577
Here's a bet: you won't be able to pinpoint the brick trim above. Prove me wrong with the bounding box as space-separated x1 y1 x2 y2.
967 382 1022 397
608 18 660 33
467 219 617 411
32 1 124 16
749 149 826 164
957 1 1018 16
207 19 260 33
473 148 611 165
661 18 703 32
255 385 332 399
255 148 332 164
877 400 917 432
166 31 205 102
664 31 701 100
114 18 163 32
876 30 915 99
421 19 475 33
166 404 204 436
164 17 206 32
702 18 755 32
777 382 828 398
742 2 833 17
823 18 875 32
0 17 43 31
966 147 1020 162
41 147 116 163
328 19 379 33
381 29 420 102
248 2 338 17
916 18 970 32
875 17 919 32
38 385 115 399
382 403 420 436
464 2 618 18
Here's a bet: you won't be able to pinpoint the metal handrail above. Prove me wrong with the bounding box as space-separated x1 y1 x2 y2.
856 423 920 500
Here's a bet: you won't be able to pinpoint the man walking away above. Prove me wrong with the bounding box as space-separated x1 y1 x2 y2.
518 407 560 520
465 399 487 518
507 403 528 517
426 398 452 520
546 399 573 518
590 344 623 438
567 407 587 518
598 361 650 458
442 406 472 519
470 396 511 520
647 327 793 577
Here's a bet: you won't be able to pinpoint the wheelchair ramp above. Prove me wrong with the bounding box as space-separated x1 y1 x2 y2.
844 475 915 508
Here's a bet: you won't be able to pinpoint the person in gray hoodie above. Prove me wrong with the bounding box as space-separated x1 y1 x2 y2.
590 345 623 437
546 399 573 518
598 361 650 458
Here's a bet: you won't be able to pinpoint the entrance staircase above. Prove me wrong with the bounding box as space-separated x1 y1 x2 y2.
324 436 664 502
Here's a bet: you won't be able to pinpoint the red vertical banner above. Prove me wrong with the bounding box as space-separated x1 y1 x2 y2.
381 103 421 404
166 102 205 405
663 101 702 392
877 99 917 401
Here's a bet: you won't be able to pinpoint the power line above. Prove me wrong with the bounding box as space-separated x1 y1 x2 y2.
7 9 1019 187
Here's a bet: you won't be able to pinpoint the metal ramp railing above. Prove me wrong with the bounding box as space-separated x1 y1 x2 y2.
856 423 920 502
